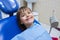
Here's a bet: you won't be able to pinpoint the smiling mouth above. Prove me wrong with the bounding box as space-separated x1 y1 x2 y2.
26 16 33 20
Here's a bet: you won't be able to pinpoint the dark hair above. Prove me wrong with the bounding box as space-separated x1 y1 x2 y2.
16 6 32 31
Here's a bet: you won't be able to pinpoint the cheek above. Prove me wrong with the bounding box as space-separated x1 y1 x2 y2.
31 14 34 19
20 17 26 23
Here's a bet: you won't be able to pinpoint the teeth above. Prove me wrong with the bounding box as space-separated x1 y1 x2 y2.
26 16 33 20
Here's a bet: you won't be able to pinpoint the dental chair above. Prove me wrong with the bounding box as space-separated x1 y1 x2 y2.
0 0 40 40
0 16 22 40
0 15 40 40
0 0 21 40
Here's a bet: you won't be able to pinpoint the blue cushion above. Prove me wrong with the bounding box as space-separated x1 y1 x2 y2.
0 0 19 14
0 16 22 40
0 16 40 40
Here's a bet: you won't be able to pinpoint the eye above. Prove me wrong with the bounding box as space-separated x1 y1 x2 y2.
22 15 25 17
21 14 25 17
28 12 31 14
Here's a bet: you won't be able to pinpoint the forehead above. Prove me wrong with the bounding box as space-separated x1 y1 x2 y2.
21 8 31 12
20 8 31 14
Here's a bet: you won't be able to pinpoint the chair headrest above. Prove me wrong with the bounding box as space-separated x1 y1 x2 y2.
0 0 19 14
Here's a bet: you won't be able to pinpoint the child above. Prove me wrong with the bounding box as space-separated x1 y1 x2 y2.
11 6 52 40
16 6 34 31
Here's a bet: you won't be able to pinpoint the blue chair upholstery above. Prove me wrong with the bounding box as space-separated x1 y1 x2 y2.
0 0 19 14
0 15 40 40
0 0 21 40
0 11 2 19
0 16 22 40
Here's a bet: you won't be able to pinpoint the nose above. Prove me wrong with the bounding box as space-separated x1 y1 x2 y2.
26 13 29 17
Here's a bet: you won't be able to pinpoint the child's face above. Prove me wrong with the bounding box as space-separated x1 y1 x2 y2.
20 8 34 27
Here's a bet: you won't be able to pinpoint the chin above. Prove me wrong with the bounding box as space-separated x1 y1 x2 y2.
27 19 34 24
25 17 34 24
